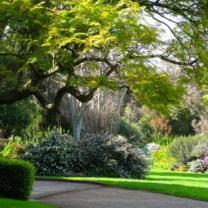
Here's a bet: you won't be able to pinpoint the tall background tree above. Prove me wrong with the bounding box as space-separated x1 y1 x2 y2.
0 0 207 139
0 0 186 138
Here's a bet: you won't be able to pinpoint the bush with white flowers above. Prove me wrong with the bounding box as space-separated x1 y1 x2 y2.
71 133 148 178
188 141 208 173
21 131 75 175
22 131 148 178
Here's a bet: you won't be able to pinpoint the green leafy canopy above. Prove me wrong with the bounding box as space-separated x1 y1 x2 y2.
0 0 185 114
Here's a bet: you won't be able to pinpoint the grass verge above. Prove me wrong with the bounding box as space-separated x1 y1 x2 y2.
37 170 208 202
0 198 56 208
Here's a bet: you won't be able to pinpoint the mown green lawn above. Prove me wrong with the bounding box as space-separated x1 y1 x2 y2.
0 198 56 208
38 170 208 202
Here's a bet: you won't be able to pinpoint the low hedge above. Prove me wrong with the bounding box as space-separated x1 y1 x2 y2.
0 158 35 199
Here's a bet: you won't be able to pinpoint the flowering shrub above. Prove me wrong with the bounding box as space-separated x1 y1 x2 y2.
188 159 205 173
191 142 208 158
21 131 75 175
70 133 148 178
22 131 148 178
203 156 208 167
188 141 208 173
169 135 205 164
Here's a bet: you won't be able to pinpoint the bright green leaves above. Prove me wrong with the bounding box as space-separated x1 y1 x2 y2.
0 0 51 59
167 1 208 95
45 0 155 53
0 0 49 36
46 0 119 49
124 64 185 114
0 0 186 114
0 0 52 92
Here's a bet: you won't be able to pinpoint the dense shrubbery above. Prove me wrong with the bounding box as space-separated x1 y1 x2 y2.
22 131 75 176
191 141 208 159
143 135 208 172
188 141 208 172
22 132 148 178
72 133 148 178
167 135 208 173
0 136 25 159
0 158 35 199
0 99 42 139
188 159 205 173
118 117 154 146
170 108 196 136
169 135 205 164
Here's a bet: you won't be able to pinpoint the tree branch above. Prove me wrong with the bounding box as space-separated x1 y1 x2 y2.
154 55 198 66
139 0 197 23
74 56 108 66
32 91 54 110
33 84 97 111
0 88 32 105
53 86 97 110
149 13 192 60
128 53 198 66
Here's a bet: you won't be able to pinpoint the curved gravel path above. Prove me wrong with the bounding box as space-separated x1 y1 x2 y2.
32 180 208 208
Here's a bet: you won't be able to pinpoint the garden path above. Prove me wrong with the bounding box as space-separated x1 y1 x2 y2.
32 180 208 208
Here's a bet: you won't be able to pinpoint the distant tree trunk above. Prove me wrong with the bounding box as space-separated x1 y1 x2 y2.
70 97 86 140
60 88 126 139
73 116 82 141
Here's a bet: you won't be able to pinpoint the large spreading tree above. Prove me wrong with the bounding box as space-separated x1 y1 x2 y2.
0 0 207 115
